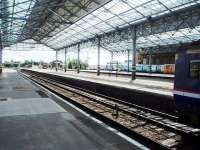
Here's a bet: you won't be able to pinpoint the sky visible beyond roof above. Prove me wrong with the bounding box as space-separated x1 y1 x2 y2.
3 46 126 65
3 50 56 63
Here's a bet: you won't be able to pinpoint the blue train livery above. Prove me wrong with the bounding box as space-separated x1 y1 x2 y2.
174 41 200 125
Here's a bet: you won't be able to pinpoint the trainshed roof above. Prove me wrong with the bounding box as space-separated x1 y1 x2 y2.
1 0 200 53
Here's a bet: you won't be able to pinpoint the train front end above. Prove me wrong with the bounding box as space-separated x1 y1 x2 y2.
174 42 200 125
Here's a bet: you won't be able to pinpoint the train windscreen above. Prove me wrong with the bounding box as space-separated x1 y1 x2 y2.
189 60 200 79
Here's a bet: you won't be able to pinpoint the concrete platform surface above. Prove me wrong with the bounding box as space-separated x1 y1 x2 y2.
0 98 65 117
0 69 42 99
0 69 147 150
31 68 173 96
66 69 174 78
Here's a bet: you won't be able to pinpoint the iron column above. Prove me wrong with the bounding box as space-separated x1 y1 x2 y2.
55 50 58 71
64 48 67 72
97 36 101 76
111 52 113 71
149 48 152 73
0 47 2 73
131 26 137 80
109 52 113 76
127 49 130 72
0 33 2 73
77 43 80 73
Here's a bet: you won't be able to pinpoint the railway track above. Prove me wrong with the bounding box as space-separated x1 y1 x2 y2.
21 70 200 149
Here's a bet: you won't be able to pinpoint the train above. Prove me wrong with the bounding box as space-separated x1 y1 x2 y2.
136 64 175 74
104 62 175 74
174 41 200 125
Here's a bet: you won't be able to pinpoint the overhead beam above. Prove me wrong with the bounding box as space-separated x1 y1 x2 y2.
33 39 57 51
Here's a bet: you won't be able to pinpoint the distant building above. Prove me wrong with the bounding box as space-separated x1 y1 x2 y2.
50 60 63 69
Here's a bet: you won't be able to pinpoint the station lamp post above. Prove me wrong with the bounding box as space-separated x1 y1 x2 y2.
131 26 137 80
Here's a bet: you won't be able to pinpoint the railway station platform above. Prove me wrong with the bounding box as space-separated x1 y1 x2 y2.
23 68 175 115
31 68 173 96
0 69 148 150
66 69 174 79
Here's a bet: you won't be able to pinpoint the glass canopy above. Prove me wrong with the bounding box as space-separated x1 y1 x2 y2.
102 26 200 52
43 0 200 50
1 0 35 46
1 0 110 48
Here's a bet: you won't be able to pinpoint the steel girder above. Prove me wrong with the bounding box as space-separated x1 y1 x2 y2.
0 0 9 47
0 0 34 47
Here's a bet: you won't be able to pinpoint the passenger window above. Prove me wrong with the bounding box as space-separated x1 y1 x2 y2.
190 60 200 79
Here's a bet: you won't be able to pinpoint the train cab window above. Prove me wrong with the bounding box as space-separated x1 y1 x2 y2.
190 60 200 79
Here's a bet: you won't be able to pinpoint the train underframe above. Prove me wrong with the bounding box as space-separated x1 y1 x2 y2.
175 94 200 126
